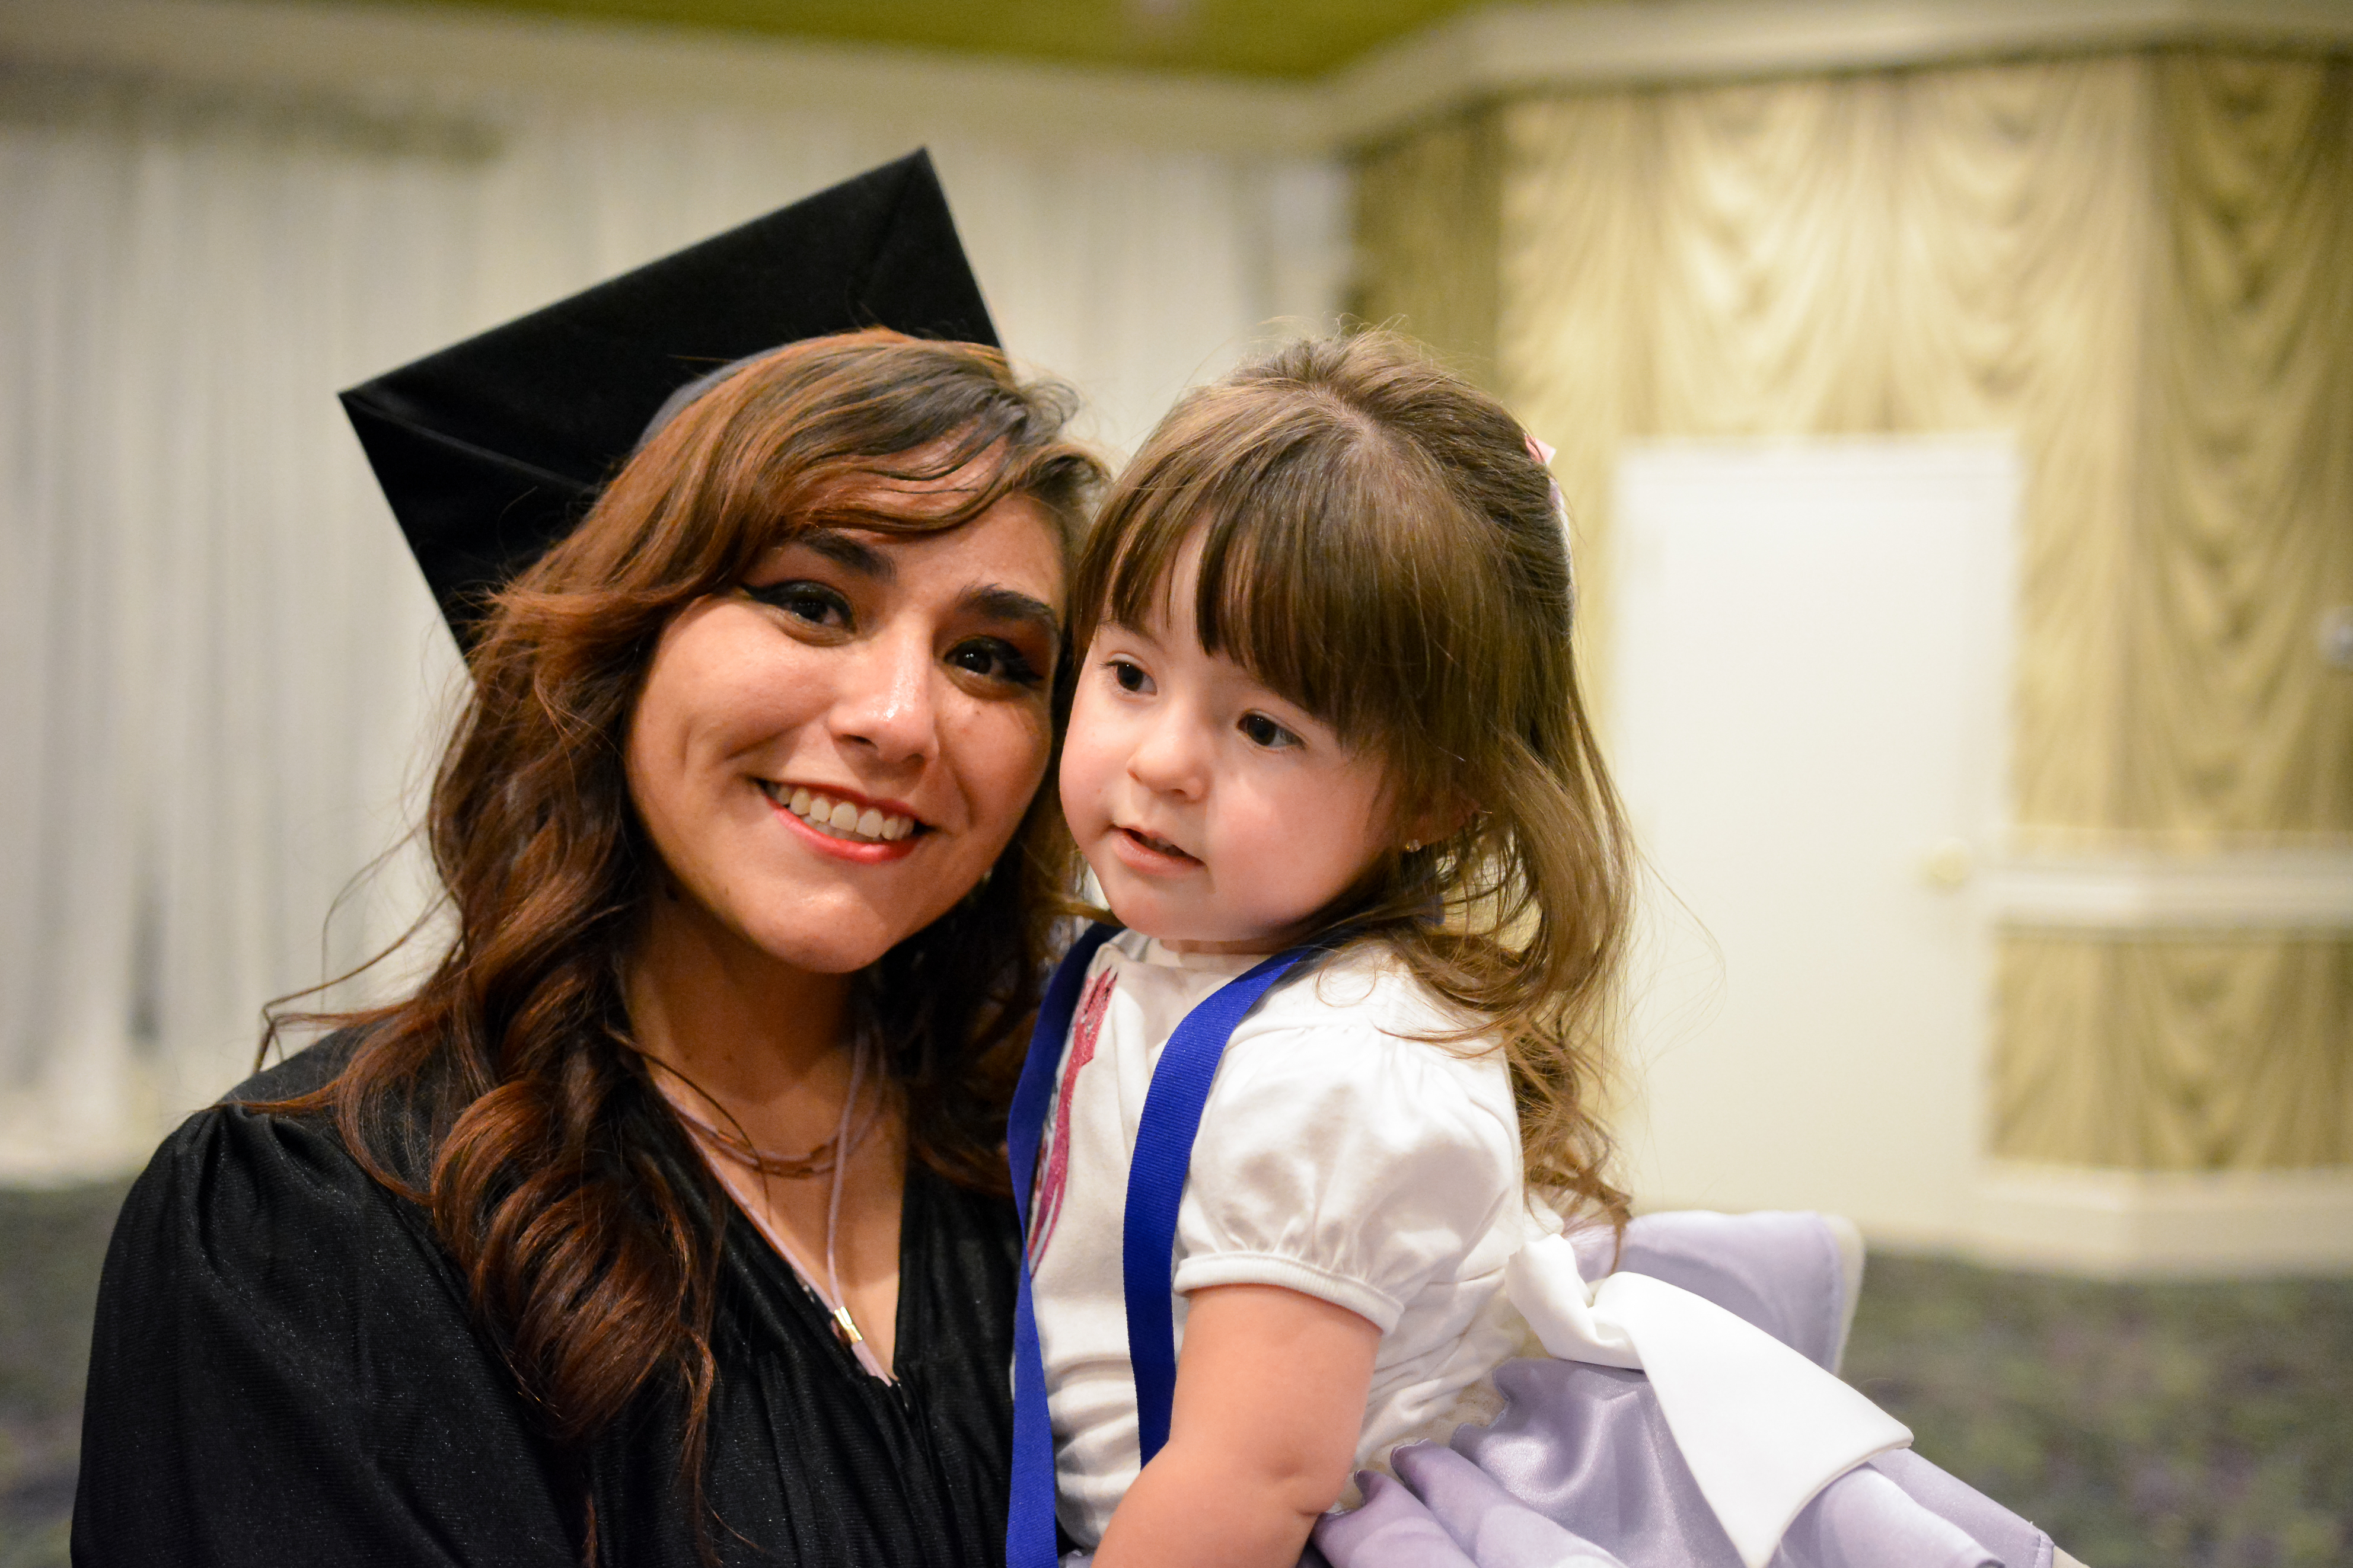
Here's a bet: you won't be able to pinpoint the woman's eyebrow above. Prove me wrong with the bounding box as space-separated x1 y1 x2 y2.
963 585 1060 640
798 528 894 582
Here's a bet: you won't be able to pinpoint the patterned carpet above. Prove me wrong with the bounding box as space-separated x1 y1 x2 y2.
5 1181 2348 1566
1842 1255 2352 1568
0 1183 119 1568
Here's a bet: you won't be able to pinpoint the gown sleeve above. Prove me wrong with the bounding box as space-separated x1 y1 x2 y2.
71 1091 581 1566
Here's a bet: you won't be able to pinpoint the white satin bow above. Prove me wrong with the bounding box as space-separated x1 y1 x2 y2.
1503 1232 1912 1568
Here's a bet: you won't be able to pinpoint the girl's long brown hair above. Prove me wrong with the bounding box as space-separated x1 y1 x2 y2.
263 330 1101 1545
1070 329 1634 1229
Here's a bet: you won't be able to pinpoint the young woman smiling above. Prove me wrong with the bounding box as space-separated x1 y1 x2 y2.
74 329 1104 1566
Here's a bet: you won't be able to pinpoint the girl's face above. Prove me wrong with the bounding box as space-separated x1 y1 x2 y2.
1060 535 1399 954
624 486 1066 978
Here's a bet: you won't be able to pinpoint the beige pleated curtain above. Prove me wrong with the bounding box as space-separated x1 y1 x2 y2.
1355 49 2353 1171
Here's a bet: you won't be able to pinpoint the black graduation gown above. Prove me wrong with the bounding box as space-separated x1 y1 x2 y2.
72 1037 1021 1566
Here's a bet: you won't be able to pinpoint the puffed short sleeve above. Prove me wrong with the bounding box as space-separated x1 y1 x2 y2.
1168 1022 1519 1333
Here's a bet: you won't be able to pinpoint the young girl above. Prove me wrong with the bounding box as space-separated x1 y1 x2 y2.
1010 333 2054 1568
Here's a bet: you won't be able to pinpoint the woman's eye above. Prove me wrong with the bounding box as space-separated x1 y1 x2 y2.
742 580 852 630
1238 713 1301 750
948 638 1045 689
1108 658 1153 695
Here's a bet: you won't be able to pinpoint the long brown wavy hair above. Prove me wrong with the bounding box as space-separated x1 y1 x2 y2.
264 329 1101 1543
1071 329 1634 1229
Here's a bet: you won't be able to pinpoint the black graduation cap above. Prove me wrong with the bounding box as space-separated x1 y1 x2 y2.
341 149 997 645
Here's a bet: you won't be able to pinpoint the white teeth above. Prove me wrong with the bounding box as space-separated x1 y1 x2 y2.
770 785 914 845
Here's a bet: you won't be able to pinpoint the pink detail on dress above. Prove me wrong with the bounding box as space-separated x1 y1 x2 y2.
1028 967 1115 1266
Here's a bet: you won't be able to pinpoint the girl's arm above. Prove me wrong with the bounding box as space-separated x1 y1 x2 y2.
1091 1283 1381 1568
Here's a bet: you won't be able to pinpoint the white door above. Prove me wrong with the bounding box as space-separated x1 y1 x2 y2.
1608 437 2017 1247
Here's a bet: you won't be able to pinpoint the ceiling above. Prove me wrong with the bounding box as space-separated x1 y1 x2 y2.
291 0 1502 78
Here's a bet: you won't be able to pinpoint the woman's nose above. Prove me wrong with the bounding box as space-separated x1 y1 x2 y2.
830 627 939 766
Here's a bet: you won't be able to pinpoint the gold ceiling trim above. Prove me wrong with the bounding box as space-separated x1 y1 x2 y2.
4 1 2348 159
1329 0 2353 145
0 0 1329 155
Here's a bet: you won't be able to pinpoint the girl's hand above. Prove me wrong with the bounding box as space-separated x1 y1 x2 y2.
1091 1283 1380 1568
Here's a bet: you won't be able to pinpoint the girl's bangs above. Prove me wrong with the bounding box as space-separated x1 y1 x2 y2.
1100 455 1392 746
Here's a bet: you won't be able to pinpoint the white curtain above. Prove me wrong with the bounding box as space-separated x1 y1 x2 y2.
0 73 1348 1180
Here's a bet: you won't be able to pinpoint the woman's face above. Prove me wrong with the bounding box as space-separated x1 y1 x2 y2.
624 481 1066 978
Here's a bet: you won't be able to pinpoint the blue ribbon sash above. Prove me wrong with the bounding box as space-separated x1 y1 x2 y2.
1005 925 1328 1567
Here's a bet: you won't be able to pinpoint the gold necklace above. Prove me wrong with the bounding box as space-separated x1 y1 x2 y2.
657 1050 893 1380
666 1098 844 1180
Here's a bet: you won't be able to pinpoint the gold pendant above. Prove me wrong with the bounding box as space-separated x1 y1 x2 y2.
832 1306 863 1347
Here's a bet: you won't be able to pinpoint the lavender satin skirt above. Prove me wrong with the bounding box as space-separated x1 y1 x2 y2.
1306 1212 2056 1568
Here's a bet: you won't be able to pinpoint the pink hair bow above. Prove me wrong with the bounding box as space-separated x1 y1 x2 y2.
1523 430 1577 618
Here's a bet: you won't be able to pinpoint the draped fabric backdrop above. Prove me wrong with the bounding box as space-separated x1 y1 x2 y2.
0 69 1346 1180
1349 108 1499 388
1356 48 2353 1183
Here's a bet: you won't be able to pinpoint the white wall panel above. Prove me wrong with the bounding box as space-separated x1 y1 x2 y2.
1609 437 2018 1245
